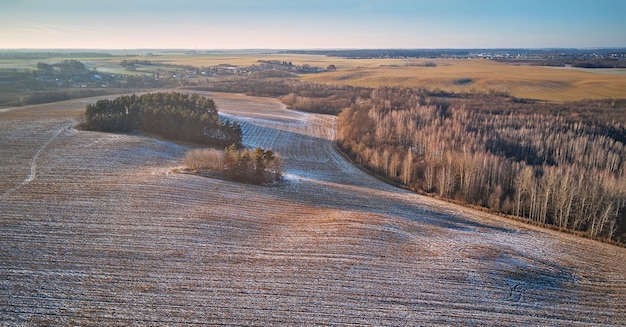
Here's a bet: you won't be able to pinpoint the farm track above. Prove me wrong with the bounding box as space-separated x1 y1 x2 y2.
1 93 625 326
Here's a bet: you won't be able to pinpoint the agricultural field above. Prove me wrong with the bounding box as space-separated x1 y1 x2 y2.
124 53 626 101
3 52 625 104
1 92 625 325
300 59 626 102
135 53 402 70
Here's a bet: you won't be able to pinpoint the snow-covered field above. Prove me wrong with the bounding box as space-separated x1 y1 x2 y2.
1 92 625 325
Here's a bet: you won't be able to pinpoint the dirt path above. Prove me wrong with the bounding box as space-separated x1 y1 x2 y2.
2 122 73 198
1 93 625 325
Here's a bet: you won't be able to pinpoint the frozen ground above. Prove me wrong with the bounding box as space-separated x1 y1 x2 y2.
1 92 625 326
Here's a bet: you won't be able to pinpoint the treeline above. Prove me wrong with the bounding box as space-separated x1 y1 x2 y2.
120 59 154 67
520 59 626 69
281 49 474 58
82 92 242 148
184 146 282 185
570 60 626 69
190 76 503 116
191 78 369 115
336 88 626 243
0 51 113 59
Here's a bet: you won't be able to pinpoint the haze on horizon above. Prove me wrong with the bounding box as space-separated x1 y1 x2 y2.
1 0 625 50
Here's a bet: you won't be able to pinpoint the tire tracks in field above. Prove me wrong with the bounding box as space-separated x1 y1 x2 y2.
2 122 72 198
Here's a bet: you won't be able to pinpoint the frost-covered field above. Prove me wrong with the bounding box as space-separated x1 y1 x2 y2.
1 93 625 326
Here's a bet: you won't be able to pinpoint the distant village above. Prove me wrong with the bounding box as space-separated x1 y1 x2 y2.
284 48 626 67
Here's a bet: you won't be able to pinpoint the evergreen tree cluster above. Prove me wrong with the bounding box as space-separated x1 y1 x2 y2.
83 92 242 147
37 60 87 74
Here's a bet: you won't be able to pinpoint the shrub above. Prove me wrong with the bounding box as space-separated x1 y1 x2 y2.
183 146 282 185
184 149 224 172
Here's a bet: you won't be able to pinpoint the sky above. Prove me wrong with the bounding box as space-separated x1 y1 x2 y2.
1 0 625 49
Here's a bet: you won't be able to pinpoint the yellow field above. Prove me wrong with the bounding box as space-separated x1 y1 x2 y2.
121 53 401 69
146 54 626 102
299 59 626 102
11 53 620 103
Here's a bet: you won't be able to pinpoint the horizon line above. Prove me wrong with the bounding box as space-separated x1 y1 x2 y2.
2 47 626 52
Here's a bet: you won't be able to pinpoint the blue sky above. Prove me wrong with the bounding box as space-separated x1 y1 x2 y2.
1 0 625 49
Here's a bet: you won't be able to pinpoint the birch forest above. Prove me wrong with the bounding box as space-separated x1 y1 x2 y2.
336 88 626 242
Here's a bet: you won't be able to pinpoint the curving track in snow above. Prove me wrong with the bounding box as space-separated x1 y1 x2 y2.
2 122 73 198
0 92 625 326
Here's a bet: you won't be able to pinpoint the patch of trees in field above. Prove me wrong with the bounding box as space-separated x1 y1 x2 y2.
37 60 87 74
336 88 626 243
120 59 154 67
82 92 242 148
184 146 282 185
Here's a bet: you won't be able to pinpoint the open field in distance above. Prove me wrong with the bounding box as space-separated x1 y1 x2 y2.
3 52 625 103
126 53 400 70
1 93 625 325
123 53 626 102
300 59 626 102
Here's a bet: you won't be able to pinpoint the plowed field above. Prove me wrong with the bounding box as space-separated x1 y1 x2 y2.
1 93 625 326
